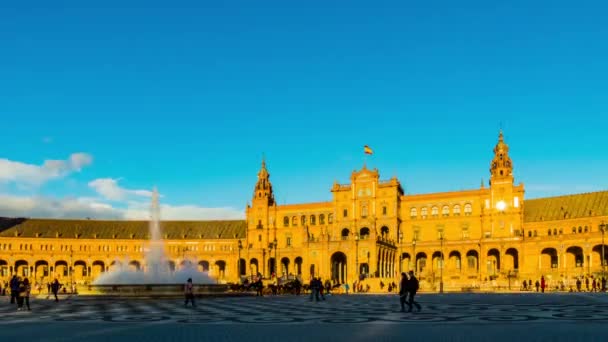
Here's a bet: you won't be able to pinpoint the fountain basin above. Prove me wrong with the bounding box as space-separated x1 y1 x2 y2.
89 283 247 297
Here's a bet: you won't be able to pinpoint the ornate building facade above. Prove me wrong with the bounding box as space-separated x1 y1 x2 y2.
1 131 607 291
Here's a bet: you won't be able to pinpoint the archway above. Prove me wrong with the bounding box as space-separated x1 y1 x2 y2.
198 260 210 272
0 259 9 277
91 261 105 279
540 248 558 270
35 260 49 280
341 228 350 240
566 246 584 268
592 245 608 269
15 260 29 277
268 257 276 277
360 227 370 239
448 251 461 271
55 260 68 278
249 258 259 277
415 252 427 273
215 260 226 278
294 257 303 275
466 250 479 271
73 260 87 280
280 257 290 276
505 248 519 270
380 226 389 238
330 252 347 284
487 248 500 275
129 260 141 271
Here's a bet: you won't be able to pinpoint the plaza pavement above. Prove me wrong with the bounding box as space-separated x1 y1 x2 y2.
1 293 608 341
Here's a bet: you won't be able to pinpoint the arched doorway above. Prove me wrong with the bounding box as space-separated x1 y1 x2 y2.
540 248 558 270
360 227 370 239
280 257 290 276
74 260 87 280
330 252 347 284
566 246 584 268
249 258 259 277
505 248 519 270
592 245 608 269
0 259 8 278
466 250 479 272
91 261 105 279
415 252 427 273
341 228 350 240
15 260 29 277
380 226 389 238
294 257 303 275
238 258 246 276
268 257 276 277
215 260 226 279
129 260 141 271
449 251 461 271
198 260 210 272
401 252 411 272
487 248 500 275
35 260 49 280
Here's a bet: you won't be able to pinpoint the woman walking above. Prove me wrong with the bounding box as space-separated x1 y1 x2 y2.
22 278 31 311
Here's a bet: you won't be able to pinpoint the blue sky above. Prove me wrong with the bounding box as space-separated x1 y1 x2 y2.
1 0 607 219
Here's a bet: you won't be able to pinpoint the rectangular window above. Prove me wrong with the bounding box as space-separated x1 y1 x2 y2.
286 237 292 247
343 209 348 218
382 206 387 216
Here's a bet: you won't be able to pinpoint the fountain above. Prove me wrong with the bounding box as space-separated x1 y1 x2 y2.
90 188 231 296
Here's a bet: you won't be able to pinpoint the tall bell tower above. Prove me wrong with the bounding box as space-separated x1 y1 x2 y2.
487 130 524 238
246 158 276 252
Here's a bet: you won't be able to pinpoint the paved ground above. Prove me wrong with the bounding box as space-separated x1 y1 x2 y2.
1 293 608 341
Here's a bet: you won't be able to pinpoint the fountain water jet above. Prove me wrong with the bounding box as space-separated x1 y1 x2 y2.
93 188 215 285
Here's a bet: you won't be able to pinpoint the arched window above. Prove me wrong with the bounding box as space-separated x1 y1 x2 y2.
442 206 449 217
553 228 557 235
572 227 576 234
421 207 428 218
319 214 325 225
283 217 289 227
548 229 552 236
310 215 316 225
533 230 537 237
453 205 461 216
328 214 333 224
528 231 532 238
464 203 472 216
431 206 439 217
301 216 306 226
292 216 297 226
410 208 417 218
584 226 588 233
578 226 582 233
341 228 350 240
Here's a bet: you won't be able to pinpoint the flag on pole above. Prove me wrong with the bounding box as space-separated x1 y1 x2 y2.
364 145 373 155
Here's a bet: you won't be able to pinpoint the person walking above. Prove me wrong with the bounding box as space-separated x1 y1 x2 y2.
576 278 582 292
22 278 31 311
184 278 195 307
9 275 19 305
51 278 61 302
399 272 408 312
540 276 546 293
585 277 589 292
309 278 320 302
406 271 421 312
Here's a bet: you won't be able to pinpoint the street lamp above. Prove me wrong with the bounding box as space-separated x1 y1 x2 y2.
273 238 278 277
439 233 444 294
268 242 274 277
600 222 606 280
398 232 403 273
367 251 370 277
237 240 243 280
355 233 359 278
412 239 417 275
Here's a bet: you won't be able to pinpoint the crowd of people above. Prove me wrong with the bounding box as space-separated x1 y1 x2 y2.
1 276 66 311
522 275 607 293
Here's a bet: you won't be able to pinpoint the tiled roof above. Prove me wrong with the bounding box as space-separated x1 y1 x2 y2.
0 218 246 239
524 191 608 222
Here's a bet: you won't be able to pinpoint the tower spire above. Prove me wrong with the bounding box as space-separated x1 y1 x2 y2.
253 156 274 205
490 129 514 183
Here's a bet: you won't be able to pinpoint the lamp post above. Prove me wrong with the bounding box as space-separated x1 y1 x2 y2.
262 248 266 278
412 239 417 275
600 222 606 279
398 232 403 274
273 238 278 277
237 239 243 281
268 242 274 278
439 233 444 294
367 251 370 277
355 233 359 279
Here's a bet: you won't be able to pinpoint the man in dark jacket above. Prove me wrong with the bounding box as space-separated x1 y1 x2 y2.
406 271 422 312
51 279 61 302
9 275 19 305
399 273 408 312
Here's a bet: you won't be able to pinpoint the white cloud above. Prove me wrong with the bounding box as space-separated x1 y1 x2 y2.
0 153 93 186
0 193 244 221
88 178 153 201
